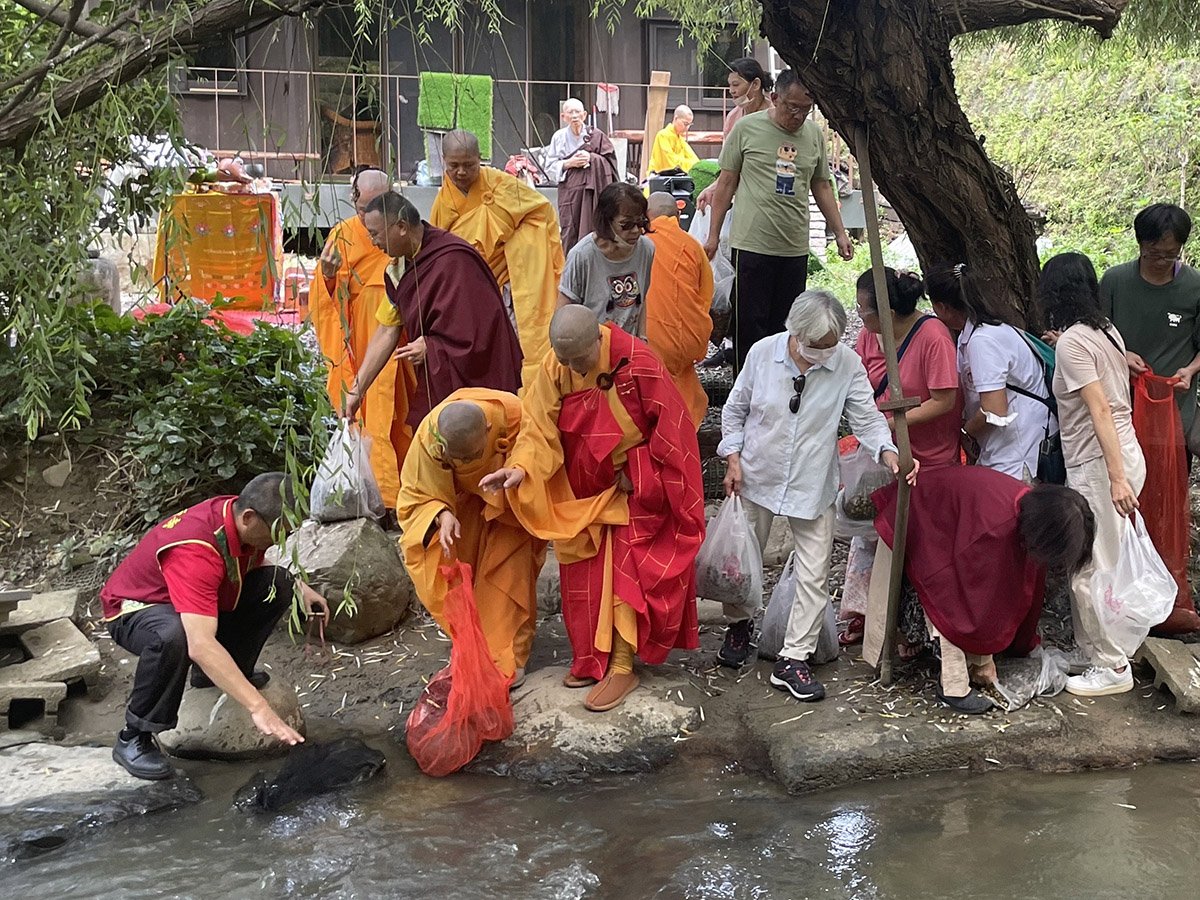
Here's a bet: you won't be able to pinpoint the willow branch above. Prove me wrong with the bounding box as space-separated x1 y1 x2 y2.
10 0 119 42
0 0 86 120
938 0 1131 37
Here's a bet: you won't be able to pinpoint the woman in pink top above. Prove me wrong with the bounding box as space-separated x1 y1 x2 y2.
839 267 964 645
696 59 774 213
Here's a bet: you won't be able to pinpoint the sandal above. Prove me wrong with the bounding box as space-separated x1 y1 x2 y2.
837 614 865 647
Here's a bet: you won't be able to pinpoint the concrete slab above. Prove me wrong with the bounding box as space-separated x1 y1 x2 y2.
0 681 67 730
1135 637 1200 714
0 619 101 689
0 589 79 635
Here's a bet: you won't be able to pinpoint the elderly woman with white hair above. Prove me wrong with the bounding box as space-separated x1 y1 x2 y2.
717 290 918 702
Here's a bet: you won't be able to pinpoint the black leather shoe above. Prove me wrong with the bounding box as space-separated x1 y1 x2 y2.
113 731 174 780
190 669 270 690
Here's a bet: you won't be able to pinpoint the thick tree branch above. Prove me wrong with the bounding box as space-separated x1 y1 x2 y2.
0 0 327 151
937 0 1131 37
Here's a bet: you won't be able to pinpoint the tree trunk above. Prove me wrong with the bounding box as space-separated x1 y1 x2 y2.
760 0 1124 326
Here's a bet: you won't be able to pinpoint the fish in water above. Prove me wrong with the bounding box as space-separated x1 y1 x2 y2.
234 737 387 813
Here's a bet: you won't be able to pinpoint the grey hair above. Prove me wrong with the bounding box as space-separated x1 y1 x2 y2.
785 290 847 342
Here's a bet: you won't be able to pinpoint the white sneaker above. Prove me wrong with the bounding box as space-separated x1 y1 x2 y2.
1065 665 1133 697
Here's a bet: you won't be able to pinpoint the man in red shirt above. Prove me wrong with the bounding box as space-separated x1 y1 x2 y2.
102 473 329 779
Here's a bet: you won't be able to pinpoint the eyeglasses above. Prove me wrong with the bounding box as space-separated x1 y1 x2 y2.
780 101 810 116
789 373 807 414
1141 250 1182 263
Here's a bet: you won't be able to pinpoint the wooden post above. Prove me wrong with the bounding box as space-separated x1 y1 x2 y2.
640 70 671 182
854 124 919 686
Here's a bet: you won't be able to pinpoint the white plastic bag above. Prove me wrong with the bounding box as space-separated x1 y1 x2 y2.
838 445 895 523
688 207 734 284
310 421 385 523
758 552 838 664
992 645 1070 711
1089 514 1176 656
695 495 762 609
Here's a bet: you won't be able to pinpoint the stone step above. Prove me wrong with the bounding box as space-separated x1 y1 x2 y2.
1134 637 1200 714
0 619 101 691
0 590 30 626
0 589 79 635
0 681 67 730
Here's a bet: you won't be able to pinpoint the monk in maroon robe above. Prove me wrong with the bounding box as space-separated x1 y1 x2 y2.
482 305 704 713
344 191 522 431
555 127 619 253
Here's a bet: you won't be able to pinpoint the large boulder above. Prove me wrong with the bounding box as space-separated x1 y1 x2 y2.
537 547 561 617
0 741 200 861
158 678 304 761
287 518 415 644
470 665 702 784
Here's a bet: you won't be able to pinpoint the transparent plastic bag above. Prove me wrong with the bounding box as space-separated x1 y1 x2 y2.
310 421 385 523
834 489 879 540
758 552 838 664
1089 513 1177 656
838 445 895 523
992 645 1069 711
695 495 762 608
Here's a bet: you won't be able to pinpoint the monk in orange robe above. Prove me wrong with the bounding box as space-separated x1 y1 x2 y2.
481 306 705 713
431 130 565 390
644 192 714 428
309 168 414 505
396 388 617 682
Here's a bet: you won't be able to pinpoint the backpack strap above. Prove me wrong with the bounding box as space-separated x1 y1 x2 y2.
873 315 934 400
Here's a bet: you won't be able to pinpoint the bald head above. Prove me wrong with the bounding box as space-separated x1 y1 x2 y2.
562 98 587 134
672 104 694 135
442 130 480 158
442 129 483 195
352 168 392 218
549 305 603 375
647 192 678 220
436 401 488 462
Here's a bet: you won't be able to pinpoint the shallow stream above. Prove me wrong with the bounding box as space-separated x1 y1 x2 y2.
7 748 1200 899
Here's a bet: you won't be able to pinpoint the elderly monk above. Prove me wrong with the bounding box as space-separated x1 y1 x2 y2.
395 390 541 684
344 191 522 432
432 130 565 390
545 98 619 253
481 306 705 712
644 192 713 427
310 168 415 502
648 105 700 174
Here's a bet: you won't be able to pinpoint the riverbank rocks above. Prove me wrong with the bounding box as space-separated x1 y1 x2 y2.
158 678 304 760
0 741 200 862
470 665 703 784
537 547 561 617
287 518 415 644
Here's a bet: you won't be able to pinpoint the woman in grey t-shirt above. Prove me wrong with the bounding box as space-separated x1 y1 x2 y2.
558 183 655 338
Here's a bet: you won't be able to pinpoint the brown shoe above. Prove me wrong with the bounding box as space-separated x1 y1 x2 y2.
562 672 597 689
584 671 640 712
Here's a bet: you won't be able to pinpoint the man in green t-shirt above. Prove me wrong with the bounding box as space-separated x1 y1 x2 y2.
1100 203 1200 439
703 68 853 369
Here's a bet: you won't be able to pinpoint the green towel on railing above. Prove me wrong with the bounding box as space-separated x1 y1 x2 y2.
416 72 494 160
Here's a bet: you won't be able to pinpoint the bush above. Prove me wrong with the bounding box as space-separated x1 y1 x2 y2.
0 302 330 525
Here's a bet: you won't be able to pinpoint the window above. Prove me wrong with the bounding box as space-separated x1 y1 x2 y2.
175 35 247 95
645 21 747 109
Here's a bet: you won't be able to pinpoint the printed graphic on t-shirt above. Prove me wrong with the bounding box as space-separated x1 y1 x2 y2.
775 143 797 196
606 272 642 311
1168 312 1182 328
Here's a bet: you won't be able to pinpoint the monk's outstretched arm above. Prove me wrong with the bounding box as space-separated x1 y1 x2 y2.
344 324 401 418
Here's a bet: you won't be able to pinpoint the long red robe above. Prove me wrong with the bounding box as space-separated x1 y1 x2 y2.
873 466 1044 657
384 224 522 429
509 324 705 680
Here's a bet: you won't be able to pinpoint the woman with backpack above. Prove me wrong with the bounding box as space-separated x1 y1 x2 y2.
838 268 963 648
927 263 1061 482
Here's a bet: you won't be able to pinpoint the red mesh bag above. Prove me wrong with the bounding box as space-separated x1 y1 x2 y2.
1132 373 1200 634
405 562 515 776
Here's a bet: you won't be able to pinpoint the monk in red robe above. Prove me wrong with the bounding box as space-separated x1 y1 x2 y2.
344 191 522 433
864 467 1094 714
481 305 705 712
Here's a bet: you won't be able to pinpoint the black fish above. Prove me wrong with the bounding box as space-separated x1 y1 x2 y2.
234 737 387 813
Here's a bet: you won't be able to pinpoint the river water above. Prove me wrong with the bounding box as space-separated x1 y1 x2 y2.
6 748 1200 899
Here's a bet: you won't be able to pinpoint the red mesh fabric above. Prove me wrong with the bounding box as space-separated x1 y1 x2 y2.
405 562 514 776
1132 373 1200 634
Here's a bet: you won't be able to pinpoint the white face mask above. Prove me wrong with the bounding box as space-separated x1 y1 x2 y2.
798 343 836 365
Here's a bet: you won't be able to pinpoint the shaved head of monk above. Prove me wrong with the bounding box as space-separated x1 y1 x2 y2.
436 400 489 463
442 130 483 197
646 191 679 221
352 168 392 220
550 305 603 376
